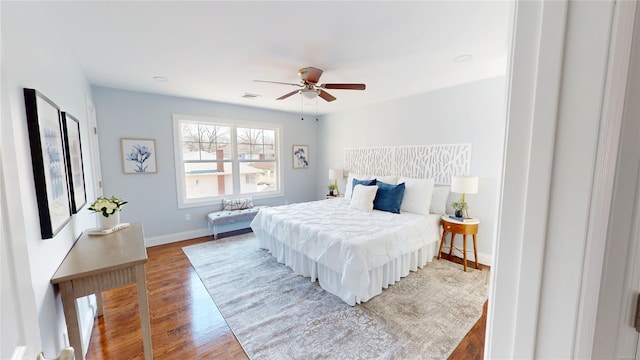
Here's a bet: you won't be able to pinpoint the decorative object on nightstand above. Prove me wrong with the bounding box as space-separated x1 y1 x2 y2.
328 168 343 196
438 215 480 271
450 175 478 218
327 183 337 196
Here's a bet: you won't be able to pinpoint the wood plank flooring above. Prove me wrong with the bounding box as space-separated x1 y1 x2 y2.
86 232 488 359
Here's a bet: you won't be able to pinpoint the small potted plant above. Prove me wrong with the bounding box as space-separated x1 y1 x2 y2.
88 196 128 229
327 183 337 196
451 200 468 218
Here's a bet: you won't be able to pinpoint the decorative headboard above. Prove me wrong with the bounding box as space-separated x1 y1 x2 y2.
344 143 471 185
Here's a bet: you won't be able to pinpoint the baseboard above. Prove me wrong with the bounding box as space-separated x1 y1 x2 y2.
441 245 493 267
477 252 493 267
145 228 211 247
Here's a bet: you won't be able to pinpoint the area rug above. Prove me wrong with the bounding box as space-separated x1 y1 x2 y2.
182 233 487 360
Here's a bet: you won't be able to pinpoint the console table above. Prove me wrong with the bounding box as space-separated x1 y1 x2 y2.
51 222 152 360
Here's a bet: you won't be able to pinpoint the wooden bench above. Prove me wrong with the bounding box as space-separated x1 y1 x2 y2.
206 206 269 240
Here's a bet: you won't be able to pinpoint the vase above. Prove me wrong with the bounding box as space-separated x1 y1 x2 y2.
98 212 120 229
455 210 463 218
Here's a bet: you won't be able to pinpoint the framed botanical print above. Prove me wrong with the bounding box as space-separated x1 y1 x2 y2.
292 145 309 169
61 112 87 213
23 88 72 239
121 138 157 174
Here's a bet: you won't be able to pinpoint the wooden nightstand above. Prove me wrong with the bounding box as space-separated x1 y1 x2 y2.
438 215 480 271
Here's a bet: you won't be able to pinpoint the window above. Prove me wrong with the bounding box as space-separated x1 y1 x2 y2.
173 114 281 208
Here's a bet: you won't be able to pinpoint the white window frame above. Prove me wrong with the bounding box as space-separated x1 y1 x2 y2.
173 113 282 209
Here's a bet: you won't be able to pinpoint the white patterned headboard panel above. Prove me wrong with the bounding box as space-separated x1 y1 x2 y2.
344 144 471 185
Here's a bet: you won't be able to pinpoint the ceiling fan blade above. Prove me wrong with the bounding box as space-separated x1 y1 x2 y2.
254 80 302 87
321 83 366 90
299 67 323 84
318 90 337 102
276 89 300 100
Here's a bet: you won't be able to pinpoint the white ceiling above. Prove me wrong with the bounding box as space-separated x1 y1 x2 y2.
45 1 512 115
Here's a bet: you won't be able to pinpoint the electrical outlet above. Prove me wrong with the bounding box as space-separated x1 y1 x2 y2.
185 214 191 221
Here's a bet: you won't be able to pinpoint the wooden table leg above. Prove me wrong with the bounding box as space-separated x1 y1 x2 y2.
473 234 479 269
463 234 468 272
448 233 455 258
95 292 103 317
59 282 83 360
437 230 448 259
135 264 153 360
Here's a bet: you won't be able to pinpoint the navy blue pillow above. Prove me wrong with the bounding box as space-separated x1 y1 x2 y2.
352 178 377 194
373 181 406 214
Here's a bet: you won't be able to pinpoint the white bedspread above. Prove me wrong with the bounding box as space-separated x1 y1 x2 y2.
251 198 441 304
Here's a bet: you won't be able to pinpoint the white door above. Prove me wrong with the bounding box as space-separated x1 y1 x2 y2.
85 94 103 199
593 3 640 357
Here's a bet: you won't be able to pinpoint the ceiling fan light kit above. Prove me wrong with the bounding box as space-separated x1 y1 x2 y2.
255 66 366 103
301 88 319 99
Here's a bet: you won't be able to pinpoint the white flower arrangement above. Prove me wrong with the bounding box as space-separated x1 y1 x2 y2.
88 196 127 217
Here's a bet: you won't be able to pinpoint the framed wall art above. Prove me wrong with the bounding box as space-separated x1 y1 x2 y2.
292 145 309 169
61 112 87 213
23 88 72 239
121 138 157 174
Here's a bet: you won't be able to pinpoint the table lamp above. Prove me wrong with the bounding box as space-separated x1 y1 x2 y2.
451 175 478 217
329 168 343 196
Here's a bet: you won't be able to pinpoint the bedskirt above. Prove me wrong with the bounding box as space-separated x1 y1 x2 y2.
254 228 437 305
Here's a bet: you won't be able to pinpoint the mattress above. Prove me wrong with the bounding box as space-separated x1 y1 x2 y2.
250 198 441 305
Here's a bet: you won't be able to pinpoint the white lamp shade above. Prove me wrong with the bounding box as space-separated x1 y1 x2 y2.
451 176 478 194
329 168 343 180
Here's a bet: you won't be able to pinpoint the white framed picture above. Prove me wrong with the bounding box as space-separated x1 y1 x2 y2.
121 138 157 174
292 145 309 169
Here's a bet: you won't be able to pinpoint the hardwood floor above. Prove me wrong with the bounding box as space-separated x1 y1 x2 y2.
86 232 488 359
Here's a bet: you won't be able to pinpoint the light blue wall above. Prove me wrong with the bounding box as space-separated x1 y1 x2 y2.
316 76 507 264
92 87 318 241
92 77 507 260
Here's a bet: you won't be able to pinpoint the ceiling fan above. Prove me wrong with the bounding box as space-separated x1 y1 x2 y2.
254 67 366 102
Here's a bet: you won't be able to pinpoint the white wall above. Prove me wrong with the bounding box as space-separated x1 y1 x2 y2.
316 76 507 264
91 87 318 244
1 2 100 358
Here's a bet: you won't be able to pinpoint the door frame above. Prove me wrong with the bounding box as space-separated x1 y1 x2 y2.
487 0 637 358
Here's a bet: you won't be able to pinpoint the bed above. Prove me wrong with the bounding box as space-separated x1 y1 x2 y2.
251 197 442 305
251 144 471 305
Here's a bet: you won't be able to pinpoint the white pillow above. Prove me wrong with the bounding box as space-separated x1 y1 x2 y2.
350 184 378 212
344 173 372 199
399 177 435 215
430 186 450 214
374 175 398 185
